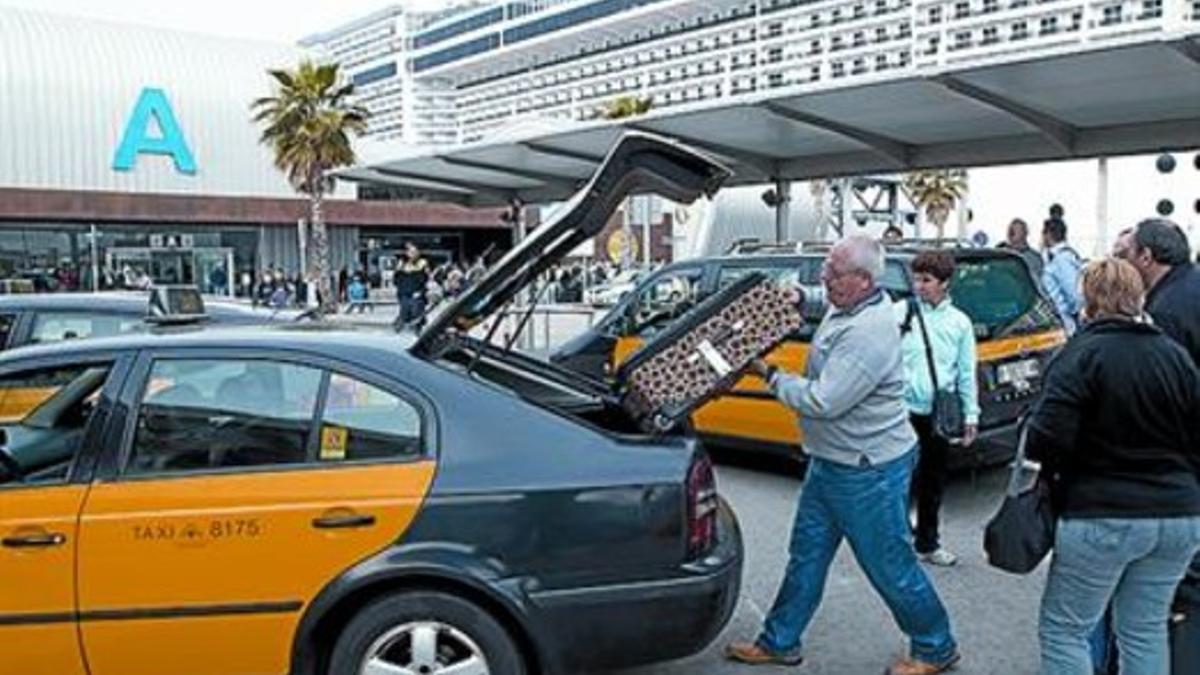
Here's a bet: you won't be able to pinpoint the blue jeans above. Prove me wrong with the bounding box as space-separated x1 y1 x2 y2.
1039 516 1200 675
758 449 957 664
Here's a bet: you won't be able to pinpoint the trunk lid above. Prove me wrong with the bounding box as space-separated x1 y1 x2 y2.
411 132 731 358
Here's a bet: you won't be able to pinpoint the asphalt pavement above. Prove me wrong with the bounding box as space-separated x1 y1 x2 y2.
599 454 1046 675
337 303 1047 673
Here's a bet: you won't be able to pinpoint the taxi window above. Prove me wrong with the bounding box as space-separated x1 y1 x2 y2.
716 261 814 289
717 259 909 297
952 256 1058 338
317 374 423 462
31 312 145 344
0 362 112 485
126 359 322 475
628 266 705 337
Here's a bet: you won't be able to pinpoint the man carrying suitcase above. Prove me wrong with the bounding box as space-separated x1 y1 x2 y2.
726 236 960 675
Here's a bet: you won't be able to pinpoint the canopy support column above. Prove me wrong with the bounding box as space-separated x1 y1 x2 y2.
774 178 791 243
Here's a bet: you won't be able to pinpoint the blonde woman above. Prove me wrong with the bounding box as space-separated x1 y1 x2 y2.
1028 258 1200 675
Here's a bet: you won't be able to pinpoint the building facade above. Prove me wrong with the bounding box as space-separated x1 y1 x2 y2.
0 7 510 295
308 0 1196 146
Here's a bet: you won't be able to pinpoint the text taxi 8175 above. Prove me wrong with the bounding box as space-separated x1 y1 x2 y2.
0 133 742 675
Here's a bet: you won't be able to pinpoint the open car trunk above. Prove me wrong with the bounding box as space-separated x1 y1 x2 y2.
410 132 731 435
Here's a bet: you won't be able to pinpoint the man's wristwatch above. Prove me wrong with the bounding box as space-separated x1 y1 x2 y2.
764 365 779 383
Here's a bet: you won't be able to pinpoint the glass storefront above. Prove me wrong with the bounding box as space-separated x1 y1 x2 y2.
0 221 508 298
356 228 511 289
0 223 260 296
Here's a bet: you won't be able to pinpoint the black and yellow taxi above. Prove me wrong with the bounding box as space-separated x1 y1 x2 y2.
553 241 1067 468
0 288 293 352
0 133 742 675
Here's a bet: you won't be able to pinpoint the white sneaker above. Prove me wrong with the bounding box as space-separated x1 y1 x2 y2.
919 548 958 566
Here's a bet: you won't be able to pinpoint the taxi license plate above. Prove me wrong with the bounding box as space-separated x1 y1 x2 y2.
998 358 1039 385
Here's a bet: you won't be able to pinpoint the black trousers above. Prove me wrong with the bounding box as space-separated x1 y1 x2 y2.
910 413 951 555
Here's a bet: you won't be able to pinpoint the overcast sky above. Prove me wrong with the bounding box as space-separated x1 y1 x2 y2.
0 0 449 43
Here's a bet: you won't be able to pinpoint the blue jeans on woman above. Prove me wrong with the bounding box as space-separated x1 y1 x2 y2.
1040 516 1200 675
757 449 958 664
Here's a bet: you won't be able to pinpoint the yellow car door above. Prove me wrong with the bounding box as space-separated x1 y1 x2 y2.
77 354 436 675
0 358 126 675
0 485 89 675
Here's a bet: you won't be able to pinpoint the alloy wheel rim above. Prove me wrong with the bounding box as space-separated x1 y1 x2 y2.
360 620 490 675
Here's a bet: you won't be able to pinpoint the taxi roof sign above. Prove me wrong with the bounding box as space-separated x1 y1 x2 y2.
146 286 208 324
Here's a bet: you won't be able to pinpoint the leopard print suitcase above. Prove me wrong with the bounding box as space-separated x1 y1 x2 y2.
616 272 804 433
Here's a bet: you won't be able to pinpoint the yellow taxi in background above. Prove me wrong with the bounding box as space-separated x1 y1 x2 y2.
553 242 1066 468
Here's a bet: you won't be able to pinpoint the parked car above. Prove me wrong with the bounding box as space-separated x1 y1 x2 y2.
0 132 743 675
0 288 300 353
585 268 644 306
553 243 1067 469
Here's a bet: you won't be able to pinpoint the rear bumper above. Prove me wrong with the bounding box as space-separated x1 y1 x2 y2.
527 498 743 673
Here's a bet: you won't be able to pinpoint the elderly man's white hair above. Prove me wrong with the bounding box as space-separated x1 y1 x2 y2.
832 235 885 281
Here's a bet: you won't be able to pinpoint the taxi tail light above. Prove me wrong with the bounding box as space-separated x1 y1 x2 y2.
686 453 718 558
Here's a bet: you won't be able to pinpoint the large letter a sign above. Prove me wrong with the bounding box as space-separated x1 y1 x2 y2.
112 87 197 175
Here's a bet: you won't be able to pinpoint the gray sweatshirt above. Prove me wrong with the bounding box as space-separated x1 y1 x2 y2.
768 289 917 467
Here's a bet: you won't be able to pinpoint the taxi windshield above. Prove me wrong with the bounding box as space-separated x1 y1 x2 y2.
951 256 1059 339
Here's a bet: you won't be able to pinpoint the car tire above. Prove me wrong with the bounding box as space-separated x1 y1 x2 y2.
328 590 526 675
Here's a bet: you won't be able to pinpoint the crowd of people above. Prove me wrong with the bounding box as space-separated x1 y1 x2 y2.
728 220 1198 675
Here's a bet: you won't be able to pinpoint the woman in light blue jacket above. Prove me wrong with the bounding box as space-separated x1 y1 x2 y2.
895 250 980 567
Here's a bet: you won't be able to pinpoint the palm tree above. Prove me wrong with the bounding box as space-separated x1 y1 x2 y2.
251 60 368 312
601 95 654 120
903 169 968 239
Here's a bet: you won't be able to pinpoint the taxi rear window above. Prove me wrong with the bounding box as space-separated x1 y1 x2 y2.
30 312 146 344
951 256 1058 339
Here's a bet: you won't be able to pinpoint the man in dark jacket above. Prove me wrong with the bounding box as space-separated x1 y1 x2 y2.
1114 218 1200 673
1114 219 1199 364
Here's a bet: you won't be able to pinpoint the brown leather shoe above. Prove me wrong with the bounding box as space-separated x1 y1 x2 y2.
725 641 804 666
885 653 961 675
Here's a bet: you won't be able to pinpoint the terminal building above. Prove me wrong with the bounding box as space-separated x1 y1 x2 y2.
0 7 512 295
304 0 1198 258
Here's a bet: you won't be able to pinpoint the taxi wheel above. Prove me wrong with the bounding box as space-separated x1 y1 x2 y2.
328 590 526 675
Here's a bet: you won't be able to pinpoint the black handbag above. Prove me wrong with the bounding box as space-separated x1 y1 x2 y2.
910 299 965 441
984 423 1057 574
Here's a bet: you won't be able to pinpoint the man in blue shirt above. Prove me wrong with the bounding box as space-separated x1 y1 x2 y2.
1041 217 1084 334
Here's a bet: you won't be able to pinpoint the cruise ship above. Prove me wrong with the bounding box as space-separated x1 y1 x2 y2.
302 0 1189 147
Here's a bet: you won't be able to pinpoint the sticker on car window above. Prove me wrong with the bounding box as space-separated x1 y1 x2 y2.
320 425 349 461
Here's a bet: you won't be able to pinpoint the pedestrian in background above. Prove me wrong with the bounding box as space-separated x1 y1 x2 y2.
897 250 980 567
727 236 960 675
346 275 369 314
1030 258 1200 675
998 218 1044 279
1041 217 1084 334
393 242 429 331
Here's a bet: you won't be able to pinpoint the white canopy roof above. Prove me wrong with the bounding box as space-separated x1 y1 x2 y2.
340 37 1200 207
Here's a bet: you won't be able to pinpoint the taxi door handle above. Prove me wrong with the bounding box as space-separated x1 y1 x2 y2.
311 513 376 529
3 532 66 548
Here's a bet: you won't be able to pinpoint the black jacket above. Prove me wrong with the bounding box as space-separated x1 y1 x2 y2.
1146 263 1200 367
1027 318 1200 519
